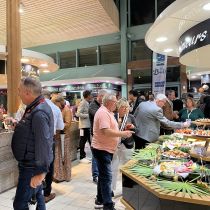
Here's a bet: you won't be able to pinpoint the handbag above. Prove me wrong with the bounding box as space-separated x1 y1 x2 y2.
120 114 135 149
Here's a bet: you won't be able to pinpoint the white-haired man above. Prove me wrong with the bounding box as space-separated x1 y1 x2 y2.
91 93 134 210
134 93 190 149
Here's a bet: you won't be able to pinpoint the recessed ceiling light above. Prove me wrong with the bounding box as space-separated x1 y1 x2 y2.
21 58 29 62
40 63 48 67
185 36 191 43
19 2 24 13
203 3 210 11
43 70 50 73
156 37 168 42
163 48 173 53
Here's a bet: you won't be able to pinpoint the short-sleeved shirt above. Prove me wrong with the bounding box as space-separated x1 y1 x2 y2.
91 105 120 154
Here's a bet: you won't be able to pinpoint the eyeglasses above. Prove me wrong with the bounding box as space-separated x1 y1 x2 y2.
110 100 117 104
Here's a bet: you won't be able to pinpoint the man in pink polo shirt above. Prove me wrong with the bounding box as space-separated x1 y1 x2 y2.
92 93 133 210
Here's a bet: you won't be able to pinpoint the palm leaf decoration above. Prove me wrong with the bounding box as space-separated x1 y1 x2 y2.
146 143 160 150
128 164 153 177
132 148 157 161
157 180 210 197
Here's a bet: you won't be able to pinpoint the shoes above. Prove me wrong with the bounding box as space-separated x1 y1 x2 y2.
93 177 98 184
111 191 114 197
94 199 103 209
44 193 56 203
103 203 116 210
80 158 91 164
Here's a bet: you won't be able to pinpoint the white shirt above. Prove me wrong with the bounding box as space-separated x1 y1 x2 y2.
45 99 64 134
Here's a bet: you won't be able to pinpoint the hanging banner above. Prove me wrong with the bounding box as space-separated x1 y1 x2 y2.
152 52 167 95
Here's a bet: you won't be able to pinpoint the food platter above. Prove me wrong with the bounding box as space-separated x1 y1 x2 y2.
162 150 190 159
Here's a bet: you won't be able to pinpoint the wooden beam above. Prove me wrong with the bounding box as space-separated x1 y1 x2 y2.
6 0 21 115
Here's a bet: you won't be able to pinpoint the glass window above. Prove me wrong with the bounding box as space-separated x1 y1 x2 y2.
131 40 152 61
60 51 76 69
0 60 5 74
100 44 121 64
130 0 155 26
166 66 180 82
157 0 175 16
47 53 57 63
79 47 97 67
133 69 152 84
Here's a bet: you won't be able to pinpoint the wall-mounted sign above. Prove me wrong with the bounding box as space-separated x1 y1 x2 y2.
179 19 210 57
44 83 121 93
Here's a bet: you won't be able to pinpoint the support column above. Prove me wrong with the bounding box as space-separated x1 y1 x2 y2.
120 0 128 97
6 0 21 115
180 65 187 96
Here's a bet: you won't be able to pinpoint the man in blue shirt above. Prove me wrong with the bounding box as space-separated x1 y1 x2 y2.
42 90 64 203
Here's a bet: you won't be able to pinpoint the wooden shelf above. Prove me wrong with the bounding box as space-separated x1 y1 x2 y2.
121 162 210 206
190 151 210 161
120 198 134 210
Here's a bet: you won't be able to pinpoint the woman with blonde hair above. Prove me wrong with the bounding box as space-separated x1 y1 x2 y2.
52 95 72 182
179 97 204 123
112 97 136 193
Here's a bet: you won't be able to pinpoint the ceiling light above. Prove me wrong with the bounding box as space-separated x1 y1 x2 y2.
156 37 168 42
163 48 173 53
40 63 48 67
19 2 24 13
43 70 50 73
185 36 191 43
21 58 29 62
203 3 210 10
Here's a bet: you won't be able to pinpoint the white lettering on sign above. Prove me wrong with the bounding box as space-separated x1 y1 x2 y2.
180 30 207 53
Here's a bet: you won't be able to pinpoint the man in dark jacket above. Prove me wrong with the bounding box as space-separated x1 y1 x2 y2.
12 77 54 210
89 90 107 183
128 89 144 115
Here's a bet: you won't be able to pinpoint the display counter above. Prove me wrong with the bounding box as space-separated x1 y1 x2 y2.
0 121 79 193
121 161 210 210
0 131 18 193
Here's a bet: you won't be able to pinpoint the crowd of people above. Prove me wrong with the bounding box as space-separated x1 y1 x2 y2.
2 76 210 210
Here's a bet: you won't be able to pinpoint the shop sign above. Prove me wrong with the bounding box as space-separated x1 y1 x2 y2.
152 52 167 95
179 19 210 57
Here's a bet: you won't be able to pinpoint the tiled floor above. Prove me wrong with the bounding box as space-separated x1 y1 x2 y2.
0 160 126 210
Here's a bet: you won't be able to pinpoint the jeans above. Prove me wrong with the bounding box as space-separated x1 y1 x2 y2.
79 128 91 159
92 148 114 209
13 165 45 210
92 156 99 179
44 142 55 196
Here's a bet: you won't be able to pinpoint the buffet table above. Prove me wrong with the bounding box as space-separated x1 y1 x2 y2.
120 132 210 210
121 162 210 210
